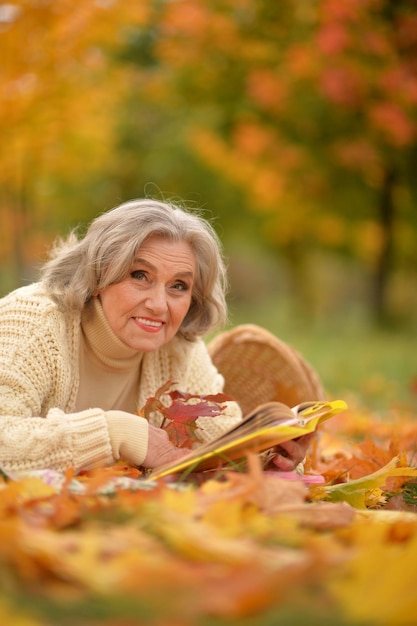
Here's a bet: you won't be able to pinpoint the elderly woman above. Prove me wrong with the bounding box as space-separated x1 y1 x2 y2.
0 199 311 474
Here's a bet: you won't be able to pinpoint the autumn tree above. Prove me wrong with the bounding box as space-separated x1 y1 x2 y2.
116 0 417 323
2 0 416 322
0 0 148 287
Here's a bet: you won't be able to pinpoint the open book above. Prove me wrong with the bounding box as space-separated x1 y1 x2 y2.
149 399 347 480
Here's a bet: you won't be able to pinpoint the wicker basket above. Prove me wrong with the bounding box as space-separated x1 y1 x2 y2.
208 324 326 417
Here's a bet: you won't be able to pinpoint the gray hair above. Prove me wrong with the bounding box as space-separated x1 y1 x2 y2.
41 199 229 340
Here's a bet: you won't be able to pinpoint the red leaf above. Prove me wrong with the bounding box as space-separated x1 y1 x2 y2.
163 390 233 447
140 383 234 447
165 390 233 423
164 419 199 449
140 380 177 423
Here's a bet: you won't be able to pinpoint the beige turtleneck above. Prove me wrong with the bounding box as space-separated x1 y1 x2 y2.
77 296 143 414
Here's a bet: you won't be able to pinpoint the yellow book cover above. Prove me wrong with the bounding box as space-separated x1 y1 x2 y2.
149 399 347 480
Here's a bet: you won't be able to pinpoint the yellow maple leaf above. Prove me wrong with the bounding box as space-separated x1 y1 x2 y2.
311 456 417 509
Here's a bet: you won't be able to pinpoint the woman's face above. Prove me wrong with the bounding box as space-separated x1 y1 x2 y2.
97 236 196 352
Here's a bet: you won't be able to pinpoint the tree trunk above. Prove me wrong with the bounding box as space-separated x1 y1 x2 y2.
373 167 396 324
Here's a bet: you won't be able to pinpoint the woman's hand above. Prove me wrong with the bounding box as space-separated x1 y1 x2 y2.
142 423 191 468
267 432 315 471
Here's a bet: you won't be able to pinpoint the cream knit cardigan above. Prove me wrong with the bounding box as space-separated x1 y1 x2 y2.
0 283 240 473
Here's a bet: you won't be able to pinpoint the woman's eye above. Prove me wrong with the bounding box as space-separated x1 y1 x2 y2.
131 270 146 280
173 281 189 291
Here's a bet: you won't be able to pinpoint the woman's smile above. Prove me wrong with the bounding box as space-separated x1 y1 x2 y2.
133 316 165 332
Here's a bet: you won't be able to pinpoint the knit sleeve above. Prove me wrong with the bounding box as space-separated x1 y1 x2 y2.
0 340 115 473
0 285 114 473
0 409 114 474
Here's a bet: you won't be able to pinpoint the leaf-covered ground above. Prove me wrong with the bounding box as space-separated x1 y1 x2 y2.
2 401 417 626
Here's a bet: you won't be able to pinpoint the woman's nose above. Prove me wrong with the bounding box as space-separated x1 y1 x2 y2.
145 285 168 313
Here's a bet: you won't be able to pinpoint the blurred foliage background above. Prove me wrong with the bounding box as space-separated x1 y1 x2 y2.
0 0 416 410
